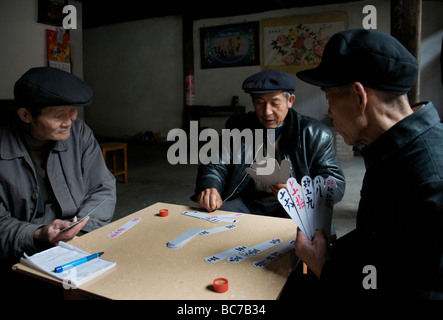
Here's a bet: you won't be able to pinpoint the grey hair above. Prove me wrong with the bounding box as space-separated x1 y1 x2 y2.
282 91 292 102
250 91 293 102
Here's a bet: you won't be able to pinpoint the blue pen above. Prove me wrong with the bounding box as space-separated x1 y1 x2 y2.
54 252 104 273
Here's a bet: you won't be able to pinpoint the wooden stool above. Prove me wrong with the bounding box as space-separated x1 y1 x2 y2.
100 142 128 183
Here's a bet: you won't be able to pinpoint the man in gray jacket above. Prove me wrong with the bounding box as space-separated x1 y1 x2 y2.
0 67 116 264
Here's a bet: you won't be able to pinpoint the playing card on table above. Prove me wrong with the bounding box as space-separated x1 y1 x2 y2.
204 245 248 263
239 238 282 257
167 228 203 249
253 239 295 268
227 238 282 263
107 217 142 239
205 213 242 223
198 224 237 236
182 211 220 223
182 211 240 223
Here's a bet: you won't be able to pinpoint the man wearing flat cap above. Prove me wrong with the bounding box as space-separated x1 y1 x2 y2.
290 29 443 299
0 67 116 264
192 68 345 218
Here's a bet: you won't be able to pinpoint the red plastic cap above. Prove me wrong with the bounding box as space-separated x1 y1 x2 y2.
213 278 228 293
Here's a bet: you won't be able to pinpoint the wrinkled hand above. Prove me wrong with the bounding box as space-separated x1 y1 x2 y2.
34 216 89 246
197 188 223 212
294 228 329 279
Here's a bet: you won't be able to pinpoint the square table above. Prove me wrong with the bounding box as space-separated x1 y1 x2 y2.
13 202 298 300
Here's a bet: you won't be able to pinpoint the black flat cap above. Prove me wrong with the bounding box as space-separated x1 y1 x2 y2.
14 67 93 108
242 69 296 94
296 29 418 94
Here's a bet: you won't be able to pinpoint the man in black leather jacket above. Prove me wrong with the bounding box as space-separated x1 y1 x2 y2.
192 69 345 218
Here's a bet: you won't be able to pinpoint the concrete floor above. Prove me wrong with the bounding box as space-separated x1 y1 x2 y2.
111 143 366 238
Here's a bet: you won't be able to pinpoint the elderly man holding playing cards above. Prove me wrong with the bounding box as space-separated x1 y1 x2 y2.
288 29 443 299
0 67 116 266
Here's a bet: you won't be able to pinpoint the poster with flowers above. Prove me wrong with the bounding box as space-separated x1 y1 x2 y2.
262 13 347 73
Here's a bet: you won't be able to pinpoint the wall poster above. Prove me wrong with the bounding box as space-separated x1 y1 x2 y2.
200 22 260 69
47 28 71 72
262 12 348 73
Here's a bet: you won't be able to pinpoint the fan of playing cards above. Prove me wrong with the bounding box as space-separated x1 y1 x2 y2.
277 175 336 241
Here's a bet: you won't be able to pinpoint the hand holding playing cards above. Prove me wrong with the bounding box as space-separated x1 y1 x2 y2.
34 216 90 246
294 228 329 279
197 188 223 212
278 175 337 241
270 183 286 197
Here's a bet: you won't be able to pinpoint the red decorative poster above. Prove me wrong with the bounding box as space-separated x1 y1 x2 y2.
47 29 71 72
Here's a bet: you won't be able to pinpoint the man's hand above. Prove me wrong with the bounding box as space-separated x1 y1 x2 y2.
270 183 287 197
34 216 89 245
197 188 223 212
294 229 330 279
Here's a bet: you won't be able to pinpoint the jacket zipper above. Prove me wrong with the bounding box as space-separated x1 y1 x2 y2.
223 140 265 202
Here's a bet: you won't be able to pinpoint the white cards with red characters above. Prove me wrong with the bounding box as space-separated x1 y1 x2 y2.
278 175 337 240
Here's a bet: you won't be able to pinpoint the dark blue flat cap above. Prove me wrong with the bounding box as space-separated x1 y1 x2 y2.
14 67 93 108
296 29 418 94
242 69 296 94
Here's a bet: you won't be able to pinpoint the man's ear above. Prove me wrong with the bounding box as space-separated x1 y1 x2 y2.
17 108 33 124
288 94 295 109
353 82 368 115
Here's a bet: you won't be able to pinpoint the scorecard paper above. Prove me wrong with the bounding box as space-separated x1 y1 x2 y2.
20 241 116 287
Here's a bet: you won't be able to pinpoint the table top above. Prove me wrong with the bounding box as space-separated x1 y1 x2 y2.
13 202 298 300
